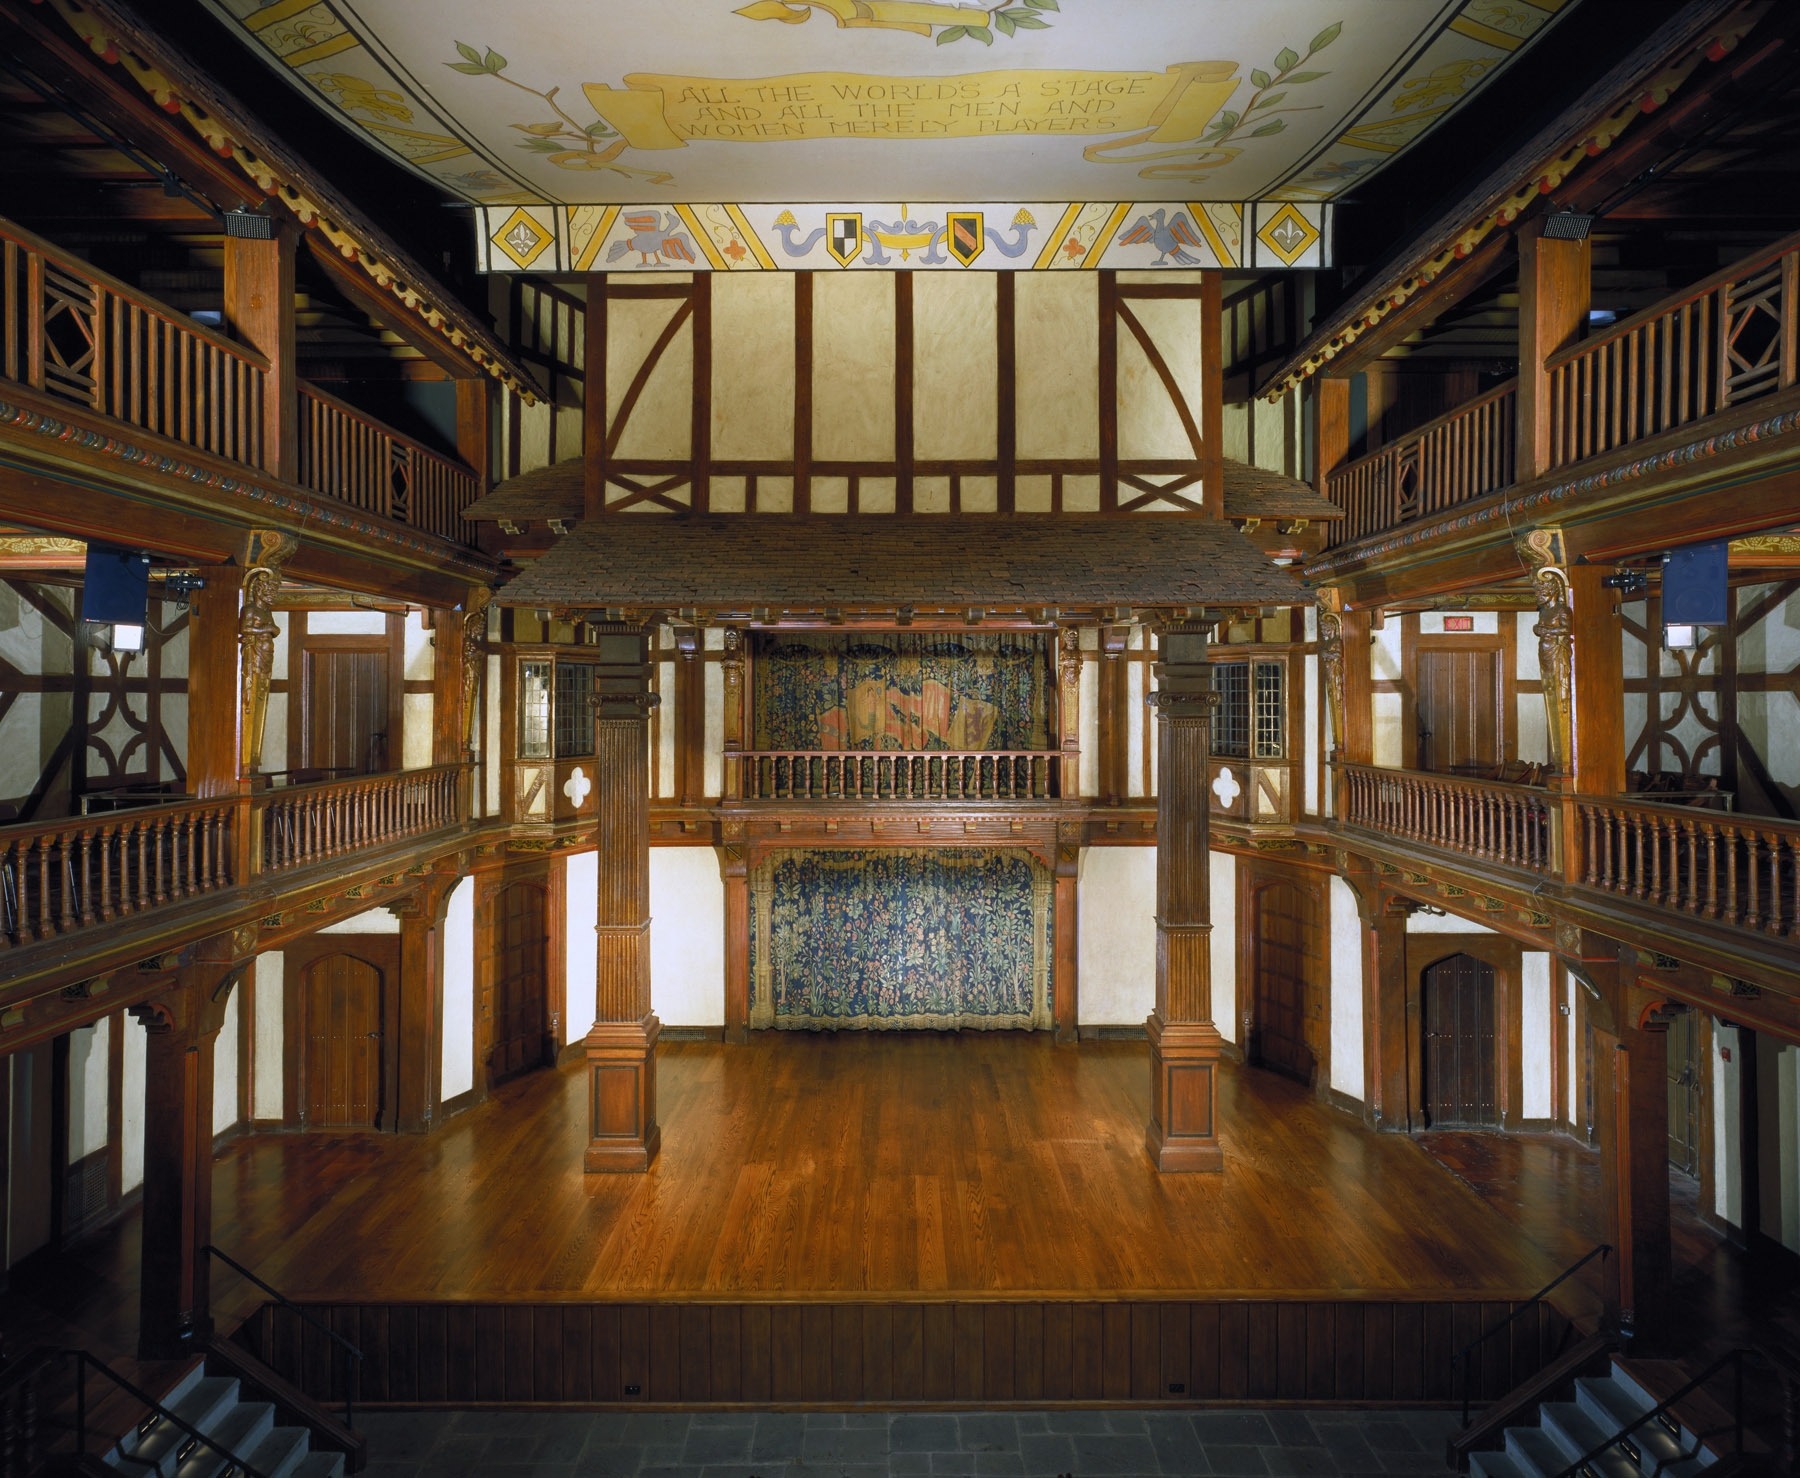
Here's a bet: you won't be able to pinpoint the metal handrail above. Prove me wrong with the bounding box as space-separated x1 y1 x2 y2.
1454 1243 1611 1424
1549 1345 1749 1478
70 1348 268 1478
203 1245 363 1429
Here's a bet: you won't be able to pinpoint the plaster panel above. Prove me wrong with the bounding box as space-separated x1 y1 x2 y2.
1303 652 1319 816
1210 849 1237 1043
1714 1019 1740 1228
213 986 240 1135
121 1010 146 1195
704 660 724 799
403 612 433 681
1077 846 1154 1025
1370 623 1402 680
441 877 477 1101
1328 875 1363 1102
1521 951 1551 1120
1117 295 1203 461
403 693 434 770
713 273 795 460
1016 273 1098 460
650 847 725 1026
254 952 284 1121
69 1016 109 1159
306 611 388 636
859 476 897 513
813 271 895 460
321 907 401 935
1407 909 1495 936
608 296 693 460
565 851 598 1045
1372 690 1403 768
915 273 997 460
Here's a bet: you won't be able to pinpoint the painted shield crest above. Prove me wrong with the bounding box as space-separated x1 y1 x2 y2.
825 213 863 267
947 212 984 267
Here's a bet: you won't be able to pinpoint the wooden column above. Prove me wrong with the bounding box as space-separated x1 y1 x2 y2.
1593 1005 1674 1344
584 627 661 1172
222 225 296 482
1313 375 1351 493
135 958 236 1358
583 275 608 519
719 831 749 1045
1053 823 1080 1045
1056 627 1081 800
455 377 493 494
431 607 467 766
1145 624 1223 1173
1567 563 1625 797
1516 222 1591 482
387 876 458 1133
1348 873 1411 1132
1097 624 1128 806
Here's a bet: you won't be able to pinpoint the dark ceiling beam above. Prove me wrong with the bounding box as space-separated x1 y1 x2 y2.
304 234 485 381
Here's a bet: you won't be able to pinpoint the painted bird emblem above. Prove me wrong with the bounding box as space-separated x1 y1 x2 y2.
1116 208 1207 266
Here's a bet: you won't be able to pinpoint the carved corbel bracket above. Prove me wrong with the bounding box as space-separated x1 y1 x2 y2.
238 529 298 774
1518 527 1573 776
461 585 494 749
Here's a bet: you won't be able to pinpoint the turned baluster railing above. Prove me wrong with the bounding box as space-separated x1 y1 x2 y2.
1 216 268 467
1548 227 1800 470
1338 763 1552 870
255 763 466 872
297 384 479 543
1325 381 1517 545
733 750 1063 803
0 798 236 948
1573 796 1800 937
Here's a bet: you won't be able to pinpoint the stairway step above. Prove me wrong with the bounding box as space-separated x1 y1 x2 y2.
114 1377 240 1475
1471 1450 1532 1478
1578 1378 1712 1474
290 1451 346 1478
1506 1424 1575 1478
245 1423 312 1478
1541 1401 1643 1478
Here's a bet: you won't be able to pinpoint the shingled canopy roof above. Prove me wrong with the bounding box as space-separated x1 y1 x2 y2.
465 459 1340 527
498 515 1302 616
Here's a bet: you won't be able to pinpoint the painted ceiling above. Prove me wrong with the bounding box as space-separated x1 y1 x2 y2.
204 0 1572 271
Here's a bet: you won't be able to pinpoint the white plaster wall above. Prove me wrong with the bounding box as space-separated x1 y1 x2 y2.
120 1011 146 1195
1515 613 1547 766
1209 849 1237 1044
1406 910 1496 935
403 694 433 770
704 647 724 800
320 906 400 935
307 610 388 636
1565 972 1579 1131
1521 951 1551 1121
1738 582 1800 798
1714 1020 1741 1228
253 952 284 1121
212 986 240 1135
1327 876 1364 1102
1303 652 1320 817
1079 628 1099 798
441 877 477 1101
1077 847 1155 1025
565 851 598 1043
650 848 726 1026
1373 691 1404 768
68 1017 109 1159
483 650 502 819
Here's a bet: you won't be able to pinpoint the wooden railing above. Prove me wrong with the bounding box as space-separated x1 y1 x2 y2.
1340 763 1552 871
256 763 465 872
1 217 267 466
297 384 479 543
0 797 237 949
1574 795 1800 938
1548 228 1800 470
1326 381 1516 544
733 750 1064 802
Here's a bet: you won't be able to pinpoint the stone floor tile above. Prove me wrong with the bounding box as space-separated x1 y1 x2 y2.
892 1413 963 1451
1268 1413 1321 1447
1106 1413 1150 1434
973 1452 1028 1476
1262 1444 1342 1475
1193 1415 1280 1447
959 1413 1021 1451
1355 1421 1422 1453
573 1443 644 1476
1042 1411 1112 1433
688 1413 755 1428
622 1414 692 1445
680 1423 753 1465
1195 1442 1271 1475
1018 1431 1078 1476
930 1454 976 1476
1144 1412 1210 1473
1014 1414 1049 1434
892 1452 935 1475
750 1412 807 1458
804 1422 891 1464
1070 1433 1161 1474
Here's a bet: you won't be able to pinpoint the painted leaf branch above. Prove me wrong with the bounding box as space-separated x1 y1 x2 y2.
1201 21 1340 148
445 41 671 181
937 0 1058 46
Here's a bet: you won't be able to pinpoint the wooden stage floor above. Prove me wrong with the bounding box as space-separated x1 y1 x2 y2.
203 1034 1561 1307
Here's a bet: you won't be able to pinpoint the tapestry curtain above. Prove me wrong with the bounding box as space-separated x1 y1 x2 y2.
753 634 1051 751
750 848 1053 1031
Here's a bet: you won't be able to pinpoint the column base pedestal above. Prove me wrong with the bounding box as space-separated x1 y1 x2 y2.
583 1015 661 1173
1145 1014 1224 1173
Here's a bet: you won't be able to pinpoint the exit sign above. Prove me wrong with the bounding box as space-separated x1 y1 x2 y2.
1442 615 1476 632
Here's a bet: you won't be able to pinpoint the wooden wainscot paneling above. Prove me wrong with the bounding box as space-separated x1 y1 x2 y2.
241 1296 1565 1409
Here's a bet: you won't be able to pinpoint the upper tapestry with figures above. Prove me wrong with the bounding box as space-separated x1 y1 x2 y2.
754 633 1051 751
199 0 1575 272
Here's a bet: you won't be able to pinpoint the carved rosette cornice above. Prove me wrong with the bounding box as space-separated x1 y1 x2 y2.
1518 527 1573 775
239 529 298 774
1148 688 1219 723
461 585 493 749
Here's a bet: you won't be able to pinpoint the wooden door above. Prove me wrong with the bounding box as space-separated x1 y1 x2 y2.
1250 879 1325 1085
300 954 384 1129
303 649 388 775
1420 953 1498 1128
1415 646 1502 773
1666 1007 1701 1175
489 881 549 1085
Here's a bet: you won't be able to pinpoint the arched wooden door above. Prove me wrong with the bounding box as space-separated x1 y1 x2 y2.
1420 952 1498 1128
488 881 549 1086
299 953 385 1129
1249 877 1326 1085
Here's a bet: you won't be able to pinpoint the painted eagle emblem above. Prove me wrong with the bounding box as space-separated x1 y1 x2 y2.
1116 208 1207 267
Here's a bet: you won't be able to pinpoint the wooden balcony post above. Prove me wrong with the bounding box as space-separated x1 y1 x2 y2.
454 376 493 497
185 573 249 882
1053 822 1080 1044
387 875 459 1133
1343 869 1413 1132
721 628 746 801
583 625 661 1172
719 826 749 1044
222 223 297 481
1314 374 1352 493
1517 221 1591 482
1322 590 1373 821
1056 627 1081 800
134 952 239 1358
1145 622 1223 1172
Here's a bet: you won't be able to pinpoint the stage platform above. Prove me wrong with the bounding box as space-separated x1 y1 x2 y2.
22 1037 1601 1408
